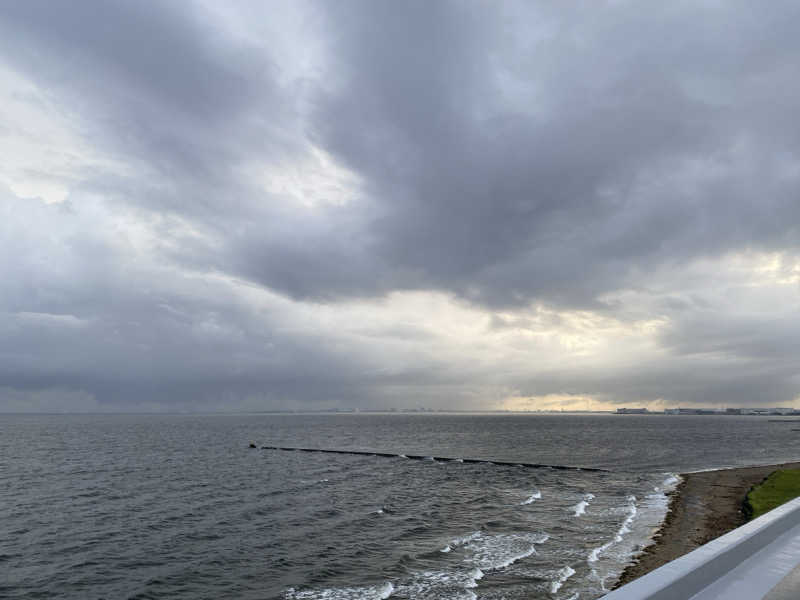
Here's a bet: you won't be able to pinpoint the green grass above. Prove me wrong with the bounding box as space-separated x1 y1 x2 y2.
745 469 800 520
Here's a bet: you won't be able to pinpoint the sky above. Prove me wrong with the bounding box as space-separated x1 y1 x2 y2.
2 0 800 413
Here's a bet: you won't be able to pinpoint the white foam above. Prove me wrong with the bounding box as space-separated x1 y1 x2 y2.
662 474 679 488
393 568 483 599
587 496 637 563
618 496 638 537
573 493 595 516
521 490 541 505
653 473 680 493
642 475 679 521
465 567 484 588
449 531 482 547
494 544 536 569
285 581 394 600
588 542 610 563
550 565 576 593
465 532 549 571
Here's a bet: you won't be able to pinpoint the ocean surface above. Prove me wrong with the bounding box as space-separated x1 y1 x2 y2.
4 413 800 600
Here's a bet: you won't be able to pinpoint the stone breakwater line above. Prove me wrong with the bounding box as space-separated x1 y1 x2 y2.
253 444 609 472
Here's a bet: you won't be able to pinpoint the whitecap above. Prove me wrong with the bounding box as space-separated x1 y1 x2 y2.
464 532 549 571
393 568 483 599
465 567 484 588
587 496 637 562
572 493 595 516
550 565 576 593
521 490 541 505
653 473 680 492
448 531 482 547
662 473 680 489
285 581 394 600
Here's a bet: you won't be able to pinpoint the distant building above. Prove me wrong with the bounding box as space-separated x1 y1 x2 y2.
665 407 799 416
739 407 797 416
616 408 649 414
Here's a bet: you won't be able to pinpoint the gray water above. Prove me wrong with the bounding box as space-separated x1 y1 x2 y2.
4 413 800 599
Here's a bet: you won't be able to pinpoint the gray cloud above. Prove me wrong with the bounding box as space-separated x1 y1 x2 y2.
2 1 800 410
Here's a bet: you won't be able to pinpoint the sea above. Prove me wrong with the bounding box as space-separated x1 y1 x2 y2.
4 413 800 600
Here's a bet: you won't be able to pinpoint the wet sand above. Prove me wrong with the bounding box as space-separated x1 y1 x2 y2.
615 461 800 588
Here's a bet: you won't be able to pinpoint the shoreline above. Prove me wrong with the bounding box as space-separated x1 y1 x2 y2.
614 461 800 588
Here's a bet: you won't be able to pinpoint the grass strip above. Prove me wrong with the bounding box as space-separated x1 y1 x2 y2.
744 469 800 520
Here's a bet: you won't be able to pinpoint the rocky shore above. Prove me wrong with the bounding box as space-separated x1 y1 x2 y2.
614 461 800 588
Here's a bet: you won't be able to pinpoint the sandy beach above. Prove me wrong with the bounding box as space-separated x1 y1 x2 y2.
615 461 800 588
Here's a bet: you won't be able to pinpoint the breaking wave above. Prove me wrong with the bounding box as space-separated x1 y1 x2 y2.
521 490 542 505
550 565 576 593
588 495 637 563
285 581 394 600
573 493 595 516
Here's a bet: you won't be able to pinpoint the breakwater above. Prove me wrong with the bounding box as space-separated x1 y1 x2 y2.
255 444 608 472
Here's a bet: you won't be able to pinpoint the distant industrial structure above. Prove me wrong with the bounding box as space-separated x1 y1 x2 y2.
616 407 800 415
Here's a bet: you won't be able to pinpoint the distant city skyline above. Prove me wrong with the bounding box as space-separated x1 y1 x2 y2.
2 1 800 412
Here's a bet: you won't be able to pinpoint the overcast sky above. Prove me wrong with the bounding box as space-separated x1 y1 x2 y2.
2 0 800 412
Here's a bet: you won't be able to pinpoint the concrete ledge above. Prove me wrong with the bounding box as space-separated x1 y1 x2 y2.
603 496 800 599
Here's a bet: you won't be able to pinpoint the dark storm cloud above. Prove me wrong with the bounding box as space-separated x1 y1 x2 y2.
3 0 800 409
305 0 800 308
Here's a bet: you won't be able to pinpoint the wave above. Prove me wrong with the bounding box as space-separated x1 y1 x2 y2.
588 496 637 563
572 493 595 516
465 567 484 588
573 500 588 516
521 490 541 505
464 532 549 571
285 581 394 600
652 473 680 494
290 565 485 600
660 474 679 488
550 565 576 594
448 531 482 548
390 567 483 600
